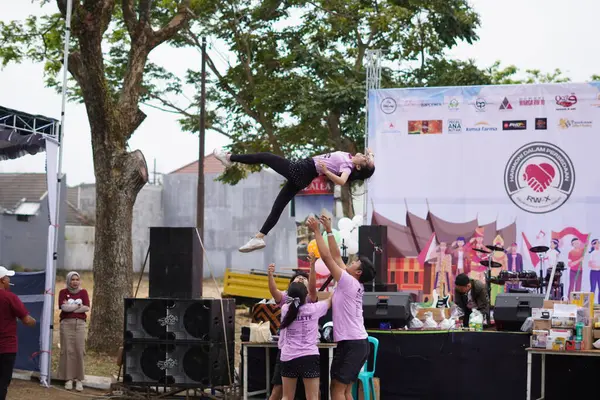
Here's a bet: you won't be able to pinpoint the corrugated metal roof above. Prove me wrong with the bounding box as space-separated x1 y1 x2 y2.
0 173 47 210
14 202 40 216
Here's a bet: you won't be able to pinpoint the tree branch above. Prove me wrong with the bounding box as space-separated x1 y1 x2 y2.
152 0 193 47
121 0 136 37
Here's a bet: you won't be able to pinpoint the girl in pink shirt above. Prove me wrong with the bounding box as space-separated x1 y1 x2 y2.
213 148 375 253
278 282 331 400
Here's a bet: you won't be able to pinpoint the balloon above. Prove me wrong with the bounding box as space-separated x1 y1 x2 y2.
338 217 353 232
307 239 320 258
340 229 352 241
352 214 364 227
321 229 342 248
315 258 330 276
346 239 359 255
350 227 359 243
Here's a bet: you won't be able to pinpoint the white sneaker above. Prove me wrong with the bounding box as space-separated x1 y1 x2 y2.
65 380 73 390
213 148 231 167
75 380 84 392
239 237 266 253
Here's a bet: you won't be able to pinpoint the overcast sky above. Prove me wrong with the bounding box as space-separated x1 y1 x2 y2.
0 0 597 186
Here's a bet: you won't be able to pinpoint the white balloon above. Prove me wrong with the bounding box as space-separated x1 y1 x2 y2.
352 214 364 227
340 229 352 241
346 239 359 255
338 217 353 232
350 227 359 243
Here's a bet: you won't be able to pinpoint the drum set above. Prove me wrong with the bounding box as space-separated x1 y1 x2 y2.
474 245 564 300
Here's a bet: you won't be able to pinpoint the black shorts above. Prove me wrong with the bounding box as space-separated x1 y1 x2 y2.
331 339 369 384
280 355 320 379
271 350 282 386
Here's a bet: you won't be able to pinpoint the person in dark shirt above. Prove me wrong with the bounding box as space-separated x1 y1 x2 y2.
454 273 490 327
0 266 36 400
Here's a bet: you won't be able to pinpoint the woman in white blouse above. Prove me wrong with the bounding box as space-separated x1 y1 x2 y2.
588 239 600 300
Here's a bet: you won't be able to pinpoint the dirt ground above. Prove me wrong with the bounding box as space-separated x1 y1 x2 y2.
8 272 252 400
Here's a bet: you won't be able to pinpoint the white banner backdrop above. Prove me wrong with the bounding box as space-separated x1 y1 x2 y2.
367 82 600 298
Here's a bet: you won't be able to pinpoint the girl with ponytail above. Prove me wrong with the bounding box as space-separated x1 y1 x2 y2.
278 282 332 400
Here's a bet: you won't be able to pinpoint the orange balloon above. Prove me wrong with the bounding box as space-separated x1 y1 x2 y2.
307 239 321 258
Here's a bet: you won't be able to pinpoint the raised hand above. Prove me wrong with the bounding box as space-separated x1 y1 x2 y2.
267 263 275 276
319 214 332 232
306 217 320 232
308 252 316 265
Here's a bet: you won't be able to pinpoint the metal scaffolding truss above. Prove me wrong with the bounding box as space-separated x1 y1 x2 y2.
365 49 383 91
0 105 59 138
363 49 384 219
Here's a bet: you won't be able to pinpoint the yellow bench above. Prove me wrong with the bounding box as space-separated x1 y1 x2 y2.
222 269 292 299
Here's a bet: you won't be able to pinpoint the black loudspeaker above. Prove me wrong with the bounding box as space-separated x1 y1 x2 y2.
494 293 545 331
123 341 234 387
123 298 235 388
149 227 203 298
358 225 388 284
363 292 411 329
124 298 235 342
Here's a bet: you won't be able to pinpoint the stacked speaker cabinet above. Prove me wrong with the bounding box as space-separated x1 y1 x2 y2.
358 225 388 284
122 298 235 388
149 227 203 299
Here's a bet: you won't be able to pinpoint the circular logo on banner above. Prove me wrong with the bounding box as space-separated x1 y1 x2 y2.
380 97 396 114
504 142 575 214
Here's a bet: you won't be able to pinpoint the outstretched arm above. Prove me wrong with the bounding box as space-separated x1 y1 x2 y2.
308 253 318 303
306 217 344 282
267 263 284 303
320 215 345 269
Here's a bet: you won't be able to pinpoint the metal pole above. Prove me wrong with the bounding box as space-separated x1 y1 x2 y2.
40 0 73 387
196 37 206 279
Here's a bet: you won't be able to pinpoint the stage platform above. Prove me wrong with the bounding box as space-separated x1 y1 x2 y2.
244 330 600 400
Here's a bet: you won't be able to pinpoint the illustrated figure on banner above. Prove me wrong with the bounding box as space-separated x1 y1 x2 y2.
431 242 452 297
550 227 589 297
489 235 507 305
547 239 561 273
468 227 488 283
568 237 586 296
588 239 600 302
451 237 471 278
507 242 523 273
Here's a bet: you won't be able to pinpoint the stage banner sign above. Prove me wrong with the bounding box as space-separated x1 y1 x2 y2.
367 83 600 299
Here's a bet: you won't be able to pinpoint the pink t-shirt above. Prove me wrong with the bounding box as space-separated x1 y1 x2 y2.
332 271 368 342
313 152 354 176
279 301 329 362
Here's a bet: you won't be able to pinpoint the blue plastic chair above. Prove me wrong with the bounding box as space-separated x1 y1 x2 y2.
352 336 379 400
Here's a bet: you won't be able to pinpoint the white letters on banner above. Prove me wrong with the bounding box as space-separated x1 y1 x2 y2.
367 83 600 299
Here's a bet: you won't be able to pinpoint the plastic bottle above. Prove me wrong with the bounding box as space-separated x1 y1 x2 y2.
575 322 584 342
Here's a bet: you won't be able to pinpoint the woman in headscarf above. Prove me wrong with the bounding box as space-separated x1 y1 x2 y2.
57 271 90 391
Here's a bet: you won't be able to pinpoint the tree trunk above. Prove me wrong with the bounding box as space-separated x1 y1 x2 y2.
341 184 355 218
87 148 148 353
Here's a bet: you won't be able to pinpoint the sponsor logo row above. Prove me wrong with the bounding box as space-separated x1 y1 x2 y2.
395 118 593 135
380 92 600 114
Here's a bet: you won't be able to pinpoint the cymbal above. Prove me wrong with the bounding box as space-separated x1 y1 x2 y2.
473 248 491 253
480 260 502 268
529 245 550 253
486 245 505 252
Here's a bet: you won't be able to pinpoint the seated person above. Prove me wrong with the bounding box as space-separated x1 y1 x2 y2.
454 273 490 326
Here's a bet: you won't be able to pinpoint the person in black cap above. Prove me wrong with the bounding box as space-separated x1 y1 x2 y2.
454 273 490 326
